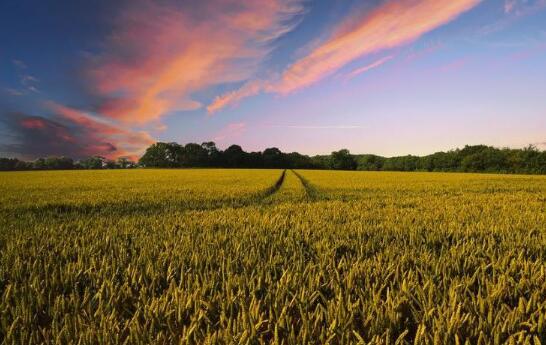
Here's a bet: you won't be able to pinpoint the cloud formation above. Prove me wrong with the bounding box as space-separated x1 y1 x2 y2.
273 0 480 94
208 80 266 114
267 124 365 129
213 122 247 143
7 59 41 95
2 0 304 159
504 0 546 14
90 0 304 123
0 104 154 161
47 102 155 160
344 56 394 81
209 0 480 111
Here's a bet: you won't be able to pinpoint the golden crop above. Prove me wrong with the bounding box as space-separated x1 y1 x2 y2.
1 169 545 344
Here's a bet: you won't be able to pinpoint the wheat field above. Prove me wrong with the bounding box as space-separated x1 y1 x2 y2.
1 169 545 344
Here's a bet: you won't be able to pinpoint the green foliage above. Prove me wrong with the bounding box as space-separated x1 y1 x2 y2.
2 144 545 173
28 156 75 170
78 156 106 169
356 154 385 171
0 158 24 171
139 142 181 168
1 169 545 344
355 145 546 174
330 149 357 170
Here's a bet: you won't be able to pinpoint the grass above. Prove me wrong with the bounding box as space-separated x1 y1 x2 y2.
1 169 545 344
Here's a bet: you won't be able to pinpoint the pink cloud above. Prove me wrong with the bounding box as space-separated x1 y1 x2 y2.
344 55 394 81
208 80 266 114
46 102 155 159
89 0 303 123
505 0 518 13
20 118 47 129
436 57 468 73
504 0 546 14
213 122 247 142
208 0 480 112
272 0 480 94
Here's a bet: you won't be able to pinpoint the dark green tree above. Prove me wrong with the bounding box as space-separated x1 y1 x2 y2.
139 142 181 167
263 147 284 168
181 143 208 167
223 145 247 167
79 156 105 169
330 149 357 170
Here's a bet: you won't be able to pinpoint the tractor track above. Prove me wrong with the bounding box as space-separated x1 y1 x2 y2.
261 169 286 199
291 170 320 200
18 170 288 217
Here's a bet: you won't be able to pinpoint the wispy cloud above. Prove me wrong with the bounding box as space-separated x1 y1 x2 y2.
4 88 24 97
504 0 546 14
12 59 27 70
7 59 41 95
208 80 265 114
46 102 155 160
505 0 517 13
436 57 468 73
89 0 304 123
209 0 481 112
344 56 394 81
0 102 155 160
1 112 98 159
405 41 445 61
214 122 247 142
19 73 39 93
478 0 546 36
272 0 480 94
2 1 305 159
266 124 365 129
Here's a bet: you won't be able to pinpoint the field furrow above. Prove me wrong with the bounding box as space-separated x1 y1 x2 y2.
292 169 322 200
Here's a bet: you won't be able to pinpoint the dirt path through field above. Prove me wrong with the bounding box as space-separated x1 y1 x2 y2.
291 170 320 200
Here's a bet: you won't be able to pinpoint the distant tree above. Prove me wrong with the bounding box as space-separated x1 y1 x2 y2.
41 156 74 170
330 149 357 170
104 160 119 169
139 142 181 167
223 145 247 167
181 143 208 167
117 157 136 169
11 141 543 173
201 142 222 166
32 158 47 170
0 158 21 171
356 154 385 171
519 145 546 174
459 145 490 157
14 159 31 170
460 147 507 172
427 151 460 171
311 155 330 169
247 151 264 168
79 156 105 169
285 152 315 169
263 147 284 168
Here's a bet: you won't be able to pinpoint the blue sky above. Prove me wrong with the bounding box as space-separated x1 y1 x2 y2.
1 0 545 159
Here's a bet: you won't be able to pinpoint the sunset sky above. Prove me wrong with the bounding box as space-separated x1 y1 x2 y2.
1 0 545 160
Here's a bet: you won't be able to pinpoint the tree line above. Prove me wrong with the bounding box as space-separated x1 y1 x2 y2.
1 142 545 174
353 144 546 174
0 156 137 171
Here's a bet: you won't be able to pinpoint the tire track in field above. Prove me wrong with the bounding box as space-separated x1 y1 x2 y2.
261 169 286 199
291 170 321 200
17 170 288 217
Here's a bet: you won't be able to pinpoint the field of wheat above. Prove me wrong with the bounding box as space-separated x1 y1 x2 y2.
1 169 545 344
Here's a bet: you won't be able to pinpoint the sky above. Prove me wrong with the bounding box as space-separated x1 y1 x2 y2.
1 0 545 160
